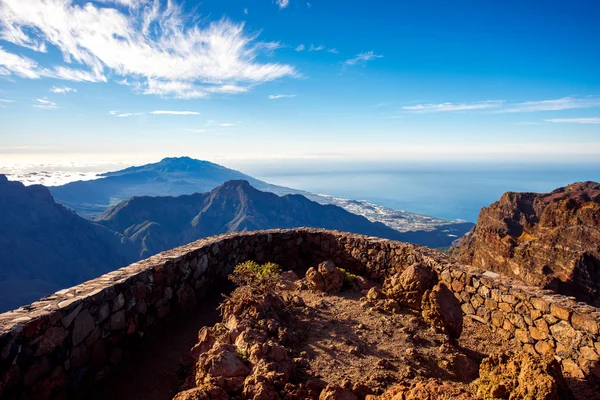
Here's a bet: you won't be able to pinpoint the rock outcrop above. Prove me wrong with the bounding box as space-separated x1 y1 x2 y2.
306 261 345 293
421 283 463 338
473 351 574 400
455 182 600 305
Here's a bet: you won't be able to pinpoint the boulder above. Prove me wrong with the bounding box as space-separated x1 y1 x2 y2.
306 267 325 292
318 261 345 293
320 383 359 400
384 263 435 309
306 261 344 293
366 379 477 400
473 351 574 400
421 283 463 338
173 385 229 400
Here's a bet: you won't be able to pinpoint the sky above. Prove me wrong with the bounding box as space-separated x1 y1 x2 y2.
1 0 600 167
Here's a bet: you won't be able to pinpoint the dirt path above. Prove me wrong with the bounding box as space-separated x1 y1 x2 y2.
88 286 230 400
293 289 510 395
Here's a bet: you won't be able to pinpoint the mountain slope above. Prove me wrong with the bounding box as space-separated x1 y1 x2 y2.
49 157 473 246
48 157 278 217
0 175 137 311
97 180 413 257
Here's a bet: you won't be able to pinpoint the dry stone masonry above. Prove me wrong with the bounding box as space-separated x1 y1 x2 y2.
1 228 599 399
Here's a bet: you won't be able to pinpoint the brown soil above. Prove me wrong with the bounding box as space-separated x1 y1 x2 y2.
290 288 512 396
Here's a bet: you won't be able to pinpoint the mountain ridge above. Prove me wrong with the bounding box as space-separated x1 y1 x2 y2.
96 179 414 258
48 156 473 243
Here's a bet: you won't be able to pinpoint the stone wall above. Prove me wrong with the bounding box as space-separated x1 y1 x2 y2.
0 228 599 399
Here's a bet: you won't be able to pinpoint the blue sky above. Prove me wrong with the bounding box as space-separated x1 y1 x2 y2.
1 0 599 166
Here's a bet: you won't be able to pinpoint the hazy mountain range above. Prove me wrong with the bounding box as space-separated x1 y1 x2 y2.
0 157 473 311
49 156 472 235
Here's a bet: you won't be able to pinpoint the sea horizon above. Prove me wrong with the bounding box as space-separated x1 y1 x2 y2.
2 157 599 223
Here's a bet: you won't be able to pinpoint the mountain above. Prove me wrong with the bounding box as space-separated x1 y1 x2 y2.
96 180 420 257
49 157 473 246
0 175 463 312
0 175 137 312
453 182 600 305
48 157 284 217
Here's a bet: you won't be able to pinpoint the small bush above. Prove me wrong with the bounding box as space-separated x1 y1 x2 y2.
339 268 358 286
230 260 282 286
236 347 249 361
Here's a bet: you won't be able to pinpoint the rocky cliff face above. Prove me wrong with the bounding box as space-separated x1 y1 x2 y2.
455 181 600 305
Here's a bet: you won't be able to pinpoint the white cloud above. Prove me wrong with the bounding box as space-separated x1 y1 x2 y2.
33 98 57 109
182 128 208 133
546 118 600 124
268 94 296 99
0 0 297 98
150 110 200 115
0 99 15 103
244 8 248 14
276 0 290 9
327 48 339 54
295 44 305 52
0 47 106 82
219 123 234 127
403 100 505 113
402 96 600 114
309 44 326 52
50 86 77 94
96 0 149 7
345 50 384 65
499 96 600 113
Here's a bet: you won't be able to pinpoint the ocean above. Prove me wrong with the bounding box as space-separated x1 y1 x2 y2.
253 164 600 222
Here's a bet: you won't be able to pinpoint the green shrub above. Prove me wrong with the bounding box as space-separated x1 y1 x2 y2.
339 268 358 286
230 260 282 286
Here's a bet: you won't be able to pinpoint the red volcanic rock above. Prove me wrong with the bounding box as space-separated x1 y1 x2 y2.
455 182 600 305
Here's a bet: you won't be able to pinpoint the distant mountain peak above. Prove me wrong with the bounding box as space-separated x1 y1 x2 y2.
218 179 252 189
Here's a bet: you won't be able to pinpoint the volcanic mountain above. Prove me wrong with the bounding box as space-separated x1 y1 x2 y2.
96 179 415 258
47 157 473 248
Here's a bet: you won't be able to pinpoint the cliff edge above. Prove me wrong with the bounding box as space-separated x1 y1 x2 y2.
454 181 600 305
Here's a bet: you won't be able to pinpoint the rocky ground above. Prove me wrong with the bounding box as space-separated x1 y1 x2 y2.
172 260 599 400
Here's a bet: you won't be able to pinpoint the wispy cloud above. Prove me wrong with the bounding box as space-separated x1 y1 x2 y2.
33 98 57 109
182 128 208 133
295 44 305 52
269 94 297 99
219 123 234 127
108 110 143 117
150 110 200 115
50 86 77 94
403 96 600 114
0 99 15 103
276 0 290 9
403 100 504 113
546 117 600 124
345 50 383 66
108 110 198 117
498 96 600 113
243 8 248 14
327 48 339 54
309 44 325 52
96 0 149 7
0 0 297 98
